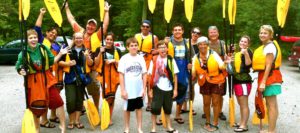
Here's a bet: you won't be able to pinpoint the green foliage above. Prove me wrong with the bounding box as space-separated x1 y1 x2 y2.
0 0 299 58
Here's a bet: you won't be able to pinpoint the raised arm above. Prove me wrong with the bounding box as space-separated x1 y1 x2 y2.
35 8 46 27
97 2 110 37
65 2 82 32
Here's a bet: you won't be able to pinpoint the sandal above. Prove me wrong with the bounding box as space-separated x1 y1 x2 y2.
67 123 74 129
204 123 218 132
146 106 152 112
174 118 184 124
74 122 84 129
180 109 189 114
233 123 240 128
234 127 248 132
166 129 178 133
49 117 60 123
192 110 197 116
40 120 56 128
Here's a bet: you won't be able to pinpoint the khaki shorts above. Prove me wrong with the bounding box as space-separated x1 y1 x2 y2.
86 71 101 95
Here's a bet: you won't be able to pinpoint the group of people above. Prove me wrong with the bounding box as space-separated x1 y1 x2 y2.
16 2 282 133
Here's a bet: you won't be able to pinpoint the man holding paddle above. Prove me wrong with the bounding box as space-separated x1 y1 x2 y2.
65 1 110 110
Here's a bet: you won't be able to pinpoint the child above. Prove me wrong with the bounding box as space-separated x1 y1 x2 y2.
16 29 68 133
118 37 147 133
148 40 179 133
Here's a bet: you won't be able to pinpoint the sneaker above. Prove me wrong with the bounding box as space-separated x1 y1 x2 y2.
219 112 227 121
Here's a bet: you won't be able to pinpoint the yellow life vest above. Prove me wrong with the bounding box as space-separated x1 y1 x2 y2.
90 32 102 53
63 53 91 74
27 45 49 74
167 39 190 58
252 40 282 71
42 38 51 49
135 33 153 53
207 51 220 77
234 52 242 73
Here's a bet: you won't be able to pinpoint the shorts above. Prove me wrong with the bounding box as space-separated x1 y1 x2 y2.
49 86 64 109
233 83 252 96
175 83 188 104
86 72 100 95
151 86 173 115
65 84 84 114
124 97 144 112
200 82 225 95
263 85 281 96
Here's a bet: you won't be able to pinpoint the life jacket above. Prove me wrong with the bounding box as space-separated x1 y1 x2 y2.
194 50 225 85
252 40 282 71
234 48 252 73
149 55 174 89
135 33 154 54
90 32 102 53
95 48 121 74
63 48 91 74
27 45 50 74
167 38 189 59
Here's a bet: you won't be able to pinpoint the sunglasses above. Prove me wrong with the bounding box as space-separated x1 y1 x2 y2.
192 31 201 35
142 25 150 28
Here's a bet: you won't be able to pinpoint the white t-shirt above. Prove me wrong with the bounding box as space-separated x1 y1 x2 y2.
118 53 147 99
263 42 277 57
148 57 179 91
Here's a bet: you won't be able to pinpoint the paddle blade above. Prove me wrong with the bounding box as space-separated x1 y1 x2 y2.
148 0 156 14
232 0 236 25
100 99 110 130
227 0 237 25
229 97 235 127
22 0 30 20
222 0 226 19
189 100 193 131
84 99 100 129
99 0 105 22
44 0 63 27
161 108 167 128
63 54 70 73
164 0 174 23
184 0 194 23
22 109 36 133
277 0 290 28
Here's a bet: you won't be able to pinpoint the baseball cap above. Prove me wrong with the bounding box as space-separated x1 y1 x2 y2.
142 20 151 26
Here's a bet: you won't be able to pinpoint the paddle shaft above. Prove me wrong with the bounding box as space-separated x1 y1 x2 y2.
188 23 193 101
151 13 155 49
59 0 69 47
101 22 106 98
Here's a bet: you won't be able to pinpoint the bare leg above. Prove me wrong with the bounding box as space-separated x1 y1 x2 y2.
33 115 40 133
56 106 66 133
211 94 221 125
237 96 249 129
151 114 157 132
50 109 56 120
124 111 130 133
136 109 143 133
109 101 115 125
266 96 278 133
40 110 48 124
176 104 183 119
202 94 212 123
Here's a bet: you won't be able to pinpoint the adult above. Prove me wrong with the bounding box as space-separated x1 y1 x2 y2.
192 36 229 132
206 26 227 121
166 23 192 124
231 35 253 132
65 1 110 110
134 20 158 112
253 25 282 133
34 8 67 131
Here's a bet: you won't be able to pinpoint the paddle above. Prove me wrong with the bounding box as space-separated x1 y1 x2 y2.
19 0 36 132
222 0 228 54
82 86 100 129
184 0 194 131
276 0 291 41
99 0 110 130
227 0 236 127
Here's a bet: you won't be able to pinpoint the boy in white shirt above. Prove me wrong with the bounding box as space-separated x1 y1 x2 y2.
148 40 179 133
118 37 147 133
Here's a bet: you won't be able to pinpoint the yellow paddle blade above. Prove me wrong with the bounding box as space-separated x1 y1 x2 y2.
99 0 105 22
252 100 269 125
22 109 36 133
84 99 100 129
277 0 290 28
161 108 167 128
189 100 193 131
63 54 70 73
148 0 156 14
22 0 30 20
19 0 22 21
184 0 194 23
228 0 233 24
232 0 236 25
100 99 110 130
229 97 235 127
164 0 174 23
222 0 226 19
44 0 63 27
